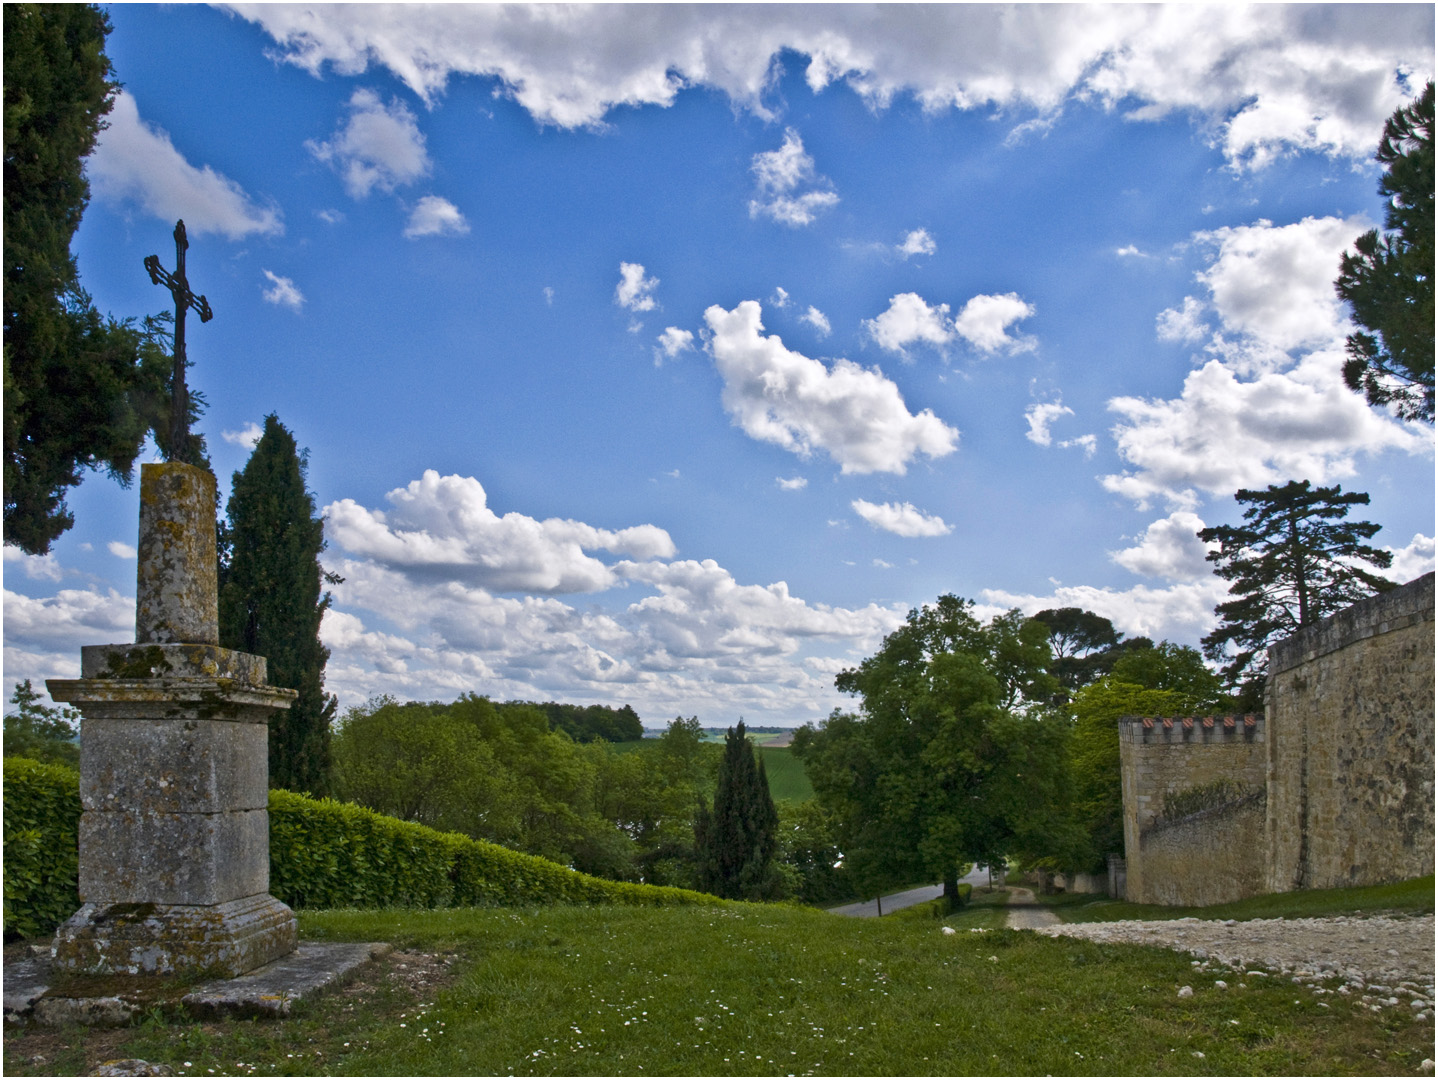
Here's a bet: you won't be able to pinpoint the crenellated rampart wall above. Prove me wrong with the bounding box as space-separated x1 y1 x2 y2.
1118 572 1435 906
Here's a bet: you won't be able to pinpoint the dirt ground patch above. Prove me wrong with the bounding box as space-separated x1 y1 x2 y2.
2 944 461 1077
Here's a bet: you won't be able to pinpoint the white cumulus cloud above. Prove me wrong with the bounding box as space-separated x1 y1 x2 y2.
1024 401 1074 447
1103 216 1430 511
87 91 281 238
222 423 264 450
852 499 952 538
776 476 808 491
704 300 959 475
233 5 1430 168
867 291 1036 356
616 262 659 312
1156 296 1209 344
107 541 137 560
952 293 1036 354
898 228 936 258
1384 534 1436 584
1109 511 1216 581
403 195 469 238
800 306 831 337
655 326 694 364
324 470 676 595
865 293 953 356
307 88 431 199
261 270 305 311
1193 216 1366 357
748 129 839 227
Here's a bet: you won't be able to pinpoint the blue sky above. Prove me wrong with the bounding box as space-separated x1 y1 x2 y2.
5 4 1434 728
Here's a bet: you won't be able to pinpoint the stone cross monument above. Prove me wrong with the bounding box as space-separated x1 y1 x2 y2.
47 462 299 978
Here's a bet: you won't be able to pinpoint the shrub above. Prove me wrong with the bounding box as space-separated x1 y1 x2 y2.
3 763 725 940
3 757 81 939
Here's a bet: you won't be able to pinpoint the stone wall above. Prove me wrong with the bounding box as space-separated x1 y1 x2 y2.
1118 715 1266 905
1265 573 1435 893
1136 791 1266 907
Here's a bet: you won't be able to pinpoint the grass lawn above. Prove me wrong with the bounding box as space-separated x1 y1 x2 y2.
1038 875 1435 923
759 746 813 803
5 890 1431 1077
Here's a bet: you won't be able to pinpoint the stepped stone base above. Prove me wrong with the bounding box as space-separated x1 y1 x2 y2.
52 894 297 979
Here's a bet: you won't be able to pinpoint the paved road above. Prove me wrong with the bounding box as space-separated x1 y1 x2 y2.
829 865 995 918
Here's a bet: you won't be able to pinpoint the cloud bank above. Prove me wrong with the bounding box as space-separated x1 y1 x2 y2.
230 5 1431 166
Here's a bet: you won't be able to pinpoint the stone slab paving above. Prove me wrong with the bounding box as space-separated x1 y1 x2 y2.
4 942 391 1027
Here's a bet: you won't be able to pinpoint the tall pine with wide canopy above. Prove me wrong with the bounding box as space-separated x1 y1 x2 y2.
693 721 780 900
220 415 336 795
1335 81 1434 422
1198 479 1395 697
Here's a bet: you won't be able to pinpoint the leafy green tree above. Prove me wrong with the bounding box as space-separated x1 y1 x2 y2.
330 696 522 841
797 596 1079 908
694 720 781 900
3 4 174 553
3 679 80 766
1198 480 1394 697
1066 644 1227 871
219 415 336 795
1029 608 1153 700
774 798 848 905
1335 81 1434 422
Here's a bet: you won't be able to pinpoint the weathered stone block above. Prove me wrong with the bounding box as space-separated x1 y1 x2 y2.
79 809 269 906
79 719 267 814
81 643 268 684
47 677 295 724
136 463 219 646
52 894 297 978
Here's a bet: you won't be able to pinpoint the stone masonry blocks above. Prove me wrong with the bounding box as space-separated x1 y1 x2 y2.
79 718 268 814
52 895 298 979
79 809 270 906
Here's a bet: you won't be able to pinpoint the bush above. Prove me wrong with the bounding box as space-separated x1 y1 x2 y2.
269 789 720 910
2 761 725 940
3 757 81 939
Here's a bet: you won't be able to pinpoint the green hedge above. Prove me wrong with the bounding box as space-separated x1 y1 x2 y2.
3 759 721 938
3 757 82 938
267 790 721 911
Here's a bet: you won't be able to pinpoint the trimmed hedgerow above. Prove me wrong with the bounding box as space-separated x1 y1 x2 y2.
3 757 82 939
268 789 721 911
2 761 721 938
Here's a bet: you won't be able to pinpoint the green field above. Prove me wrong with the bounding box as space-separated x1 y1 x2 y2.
6 881 1431 1077
759 745 813 802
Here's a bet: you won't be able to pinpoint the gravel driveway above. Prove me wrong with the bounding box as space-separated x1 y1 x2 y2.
1029 912 1435 1009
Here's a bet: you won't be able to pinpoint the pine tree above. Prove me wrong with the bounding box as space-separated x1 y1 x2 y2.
693 720 780 900
1335 81 1434 422
1198 480 1395 695
219 415 336 795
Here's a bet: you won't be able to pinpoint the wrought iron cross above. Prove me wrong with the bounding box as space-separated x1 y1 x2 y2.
145 220 213 462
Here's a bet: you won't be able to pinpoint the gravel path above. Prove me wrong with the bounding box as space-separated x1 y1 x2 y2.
1030 912 1435 1006
1005 887 1062 930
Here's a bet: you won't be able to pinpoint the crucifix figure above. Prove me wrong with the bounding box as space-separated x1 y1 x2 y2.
145 219 213 462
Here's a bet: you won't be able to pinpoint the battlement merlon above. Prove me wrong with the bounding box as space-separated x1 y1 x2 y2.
1117 714 1264 745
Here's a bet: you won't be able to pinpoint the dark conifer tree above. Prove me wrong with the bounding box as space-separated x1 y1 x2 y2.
693 720 780 900
4 4 171 553
219 414 336 795
1198 479 1395 700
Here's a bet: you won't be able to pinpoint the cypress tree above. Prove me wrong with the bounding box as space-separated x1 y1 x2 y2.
694 720 780 900
4 4 171 553
219 414 336 795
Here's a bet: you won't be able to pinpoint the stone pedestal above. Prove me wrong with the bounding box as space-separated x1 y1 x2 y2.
47 464 298 978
